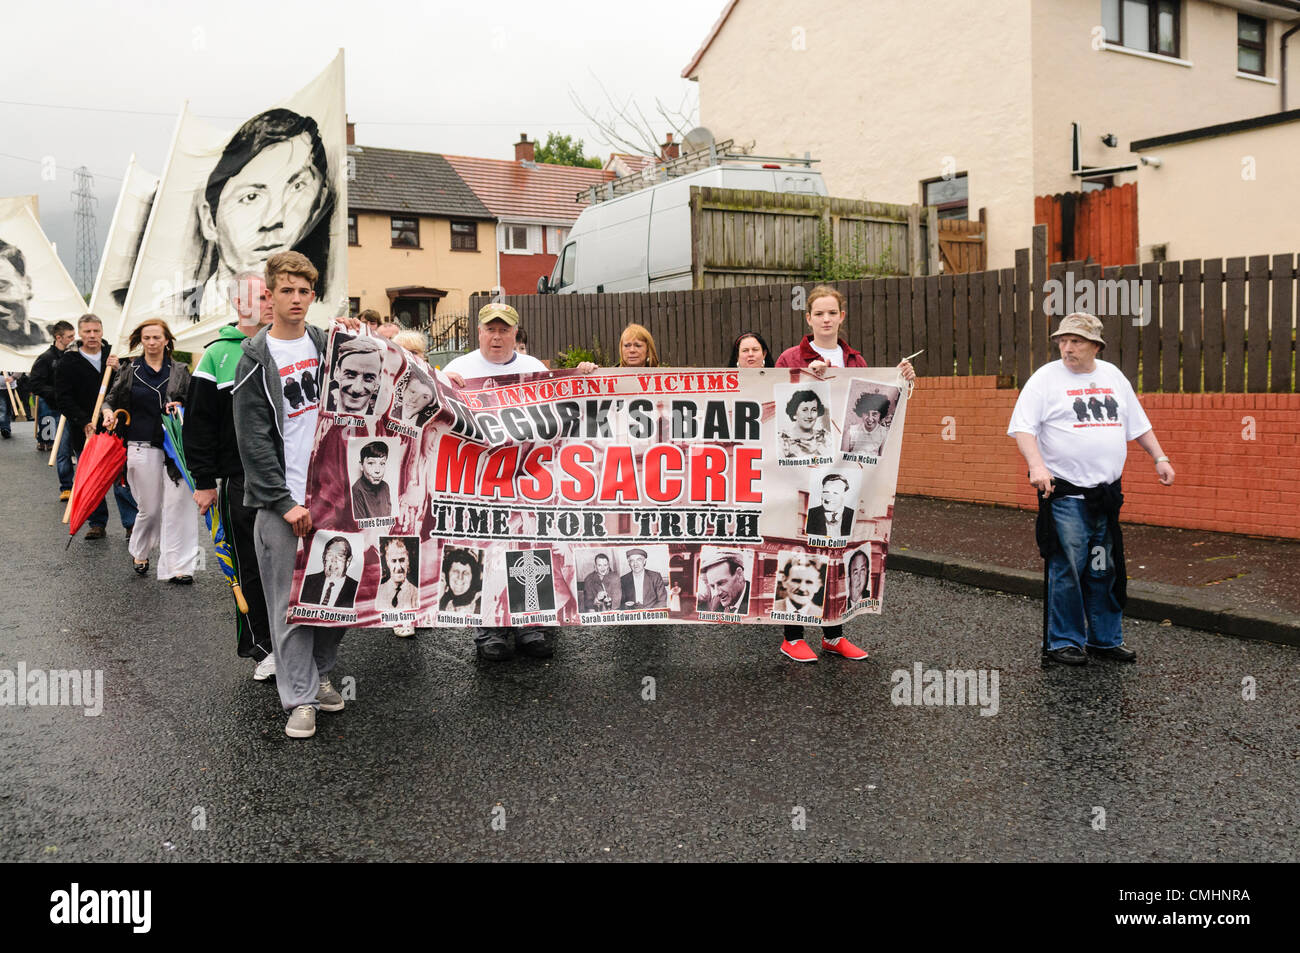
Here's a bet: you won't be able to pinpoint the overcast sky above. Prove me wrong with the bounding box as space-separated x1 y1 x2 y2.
1 0 723 290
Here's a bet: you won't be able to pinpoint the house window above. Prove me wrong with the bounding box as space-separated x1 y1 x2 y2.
347 213 358 246
503 224 531 252
921 173 969 220
1102 0 1180 57
451 220 477 251
1238 14 1266 75
546 226 570 254
391 216 419 248
348 297 360 317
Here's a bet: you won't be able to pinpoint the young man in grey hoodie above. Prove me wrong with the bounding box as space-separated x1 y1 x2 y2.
232 251 344 739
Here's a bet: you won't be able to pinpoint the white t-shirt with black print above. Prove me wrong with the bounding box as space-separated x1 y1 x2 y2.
1008 358 1151 489
265 332 320 506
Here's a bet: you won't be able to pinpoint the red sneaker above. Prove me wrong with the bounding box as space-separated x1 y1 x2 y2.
780 639 818 663
821 636 868 660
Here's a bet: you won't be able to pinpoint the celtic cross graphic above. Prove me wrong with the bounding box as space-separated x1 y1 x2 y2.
508 551 551 612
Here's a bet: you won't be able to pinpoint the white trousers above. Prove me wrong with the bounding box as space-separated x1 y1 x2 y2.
126 442 199 579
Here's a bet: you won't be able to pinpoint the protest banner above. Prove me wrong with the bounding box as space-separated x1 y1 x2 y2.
288 329 909 628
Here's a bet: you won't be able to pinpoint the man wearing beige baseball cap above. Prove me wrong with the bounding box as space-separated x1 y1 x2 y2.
1008 312 1175 666
441 301 596 661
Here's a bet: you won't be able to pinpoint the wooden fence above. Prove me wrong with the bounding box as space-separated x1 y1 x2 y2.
690 187 938 287
472 225 1298 392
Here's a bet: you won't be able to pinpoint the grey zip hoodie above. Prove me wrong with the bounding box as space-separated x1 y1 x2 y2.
231 324 328 517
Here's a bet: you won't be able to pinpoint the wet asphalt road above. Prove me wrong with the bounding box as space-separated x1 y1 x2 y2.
1 429 1297 862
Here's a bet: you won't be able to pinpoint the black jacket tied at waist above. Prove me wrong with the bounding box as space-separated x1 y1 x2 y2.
1035 477 1127 608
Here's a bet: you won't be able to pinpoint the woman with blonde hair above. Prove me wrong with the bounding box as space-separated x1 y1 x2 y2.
618 323 660 368
104 318 199 582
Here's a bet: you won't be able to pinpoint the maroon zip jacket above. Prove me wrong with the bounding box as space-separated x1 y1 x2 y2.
774 335 868 368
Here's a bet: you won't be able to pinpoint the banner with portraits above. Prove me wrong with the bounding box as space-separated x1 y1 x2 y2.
116 52 347 355
288 329 909 628
0 202 87 372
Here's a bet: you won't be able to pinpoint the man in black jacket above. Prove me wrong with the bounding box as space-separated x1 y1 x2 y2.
27 319 74 477
185 272 275 679
53 314 137 539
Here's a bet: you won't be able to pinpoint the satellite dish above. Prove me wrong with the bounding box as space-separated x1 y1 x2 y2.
682 126 716 154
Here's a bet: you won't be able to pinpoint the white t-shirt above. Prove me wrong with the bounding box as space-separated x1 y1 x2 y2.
265 332 321 506
810 342 845 367
442 348 547 383
80 349 103 372
1008 358 1151 488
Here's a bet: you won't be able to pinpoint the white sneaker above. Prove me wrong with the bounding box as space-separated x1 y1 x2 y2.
285 705 316 739
253 654 276 681
393 624 416 637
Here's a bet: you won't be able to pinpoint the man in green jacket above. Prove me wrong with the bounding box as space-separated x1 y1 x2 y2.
185 272 276 680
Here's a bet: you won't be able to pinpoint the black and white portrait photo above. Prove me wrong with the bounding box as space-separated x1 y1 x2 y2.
298 533 363 609
577 549 621 614
844 545 874 607
695 548 752 616
438 546 484 616
348 437 400 525
374 536 420 612
805 471 858 538
327 334 387 417
505 549 557 615
389 361 438 429
772 552 828 620
618 546 670 610
841 380 901 458
775 382 832 462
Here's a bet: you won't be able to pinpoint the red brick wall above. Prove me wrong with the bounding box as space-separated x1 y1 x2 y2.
499 252 557 296
897 376 1300 540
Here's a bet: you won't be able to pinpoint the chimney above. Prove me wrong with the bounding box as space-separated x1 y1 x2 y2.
660 132 679 160
346 117 355 146
515 133 534 163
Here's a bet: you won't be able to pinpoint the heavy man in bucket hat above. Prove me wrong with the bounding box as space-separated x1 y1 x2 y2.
1007 313 1175 666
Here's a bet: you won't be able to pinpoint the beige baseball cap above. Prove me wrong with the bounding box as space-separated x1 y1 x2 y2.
1051 312 1105 348
478 302 520 327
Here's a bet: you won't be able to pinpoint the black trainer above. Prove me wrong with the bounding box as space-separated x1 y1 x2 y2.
476 630 513 662
1086 643 1137 662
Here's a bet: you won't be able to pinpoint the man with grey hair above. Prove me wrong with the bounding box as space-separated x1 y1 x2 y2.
185 268 277 679
1009 312 1175 666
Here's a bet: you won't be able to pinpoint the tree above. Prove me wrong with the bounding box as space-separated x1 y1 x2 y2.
534 132 601 169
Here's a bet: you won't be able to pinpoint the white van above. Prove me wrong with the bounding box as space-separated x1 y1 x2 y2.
539 162 828 295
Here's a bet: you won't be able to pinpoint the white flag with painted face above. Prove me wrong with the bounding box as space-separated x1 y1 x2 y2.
88 156 159 349
118 51 348 354
0 203 86 373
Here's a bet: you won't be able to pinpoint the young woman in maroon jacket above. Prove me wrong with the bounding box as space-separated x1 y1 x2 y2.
774 285 915 663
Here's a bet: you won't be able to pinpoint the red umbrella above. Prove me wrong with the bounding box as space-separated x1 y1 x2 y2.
64 410 130 546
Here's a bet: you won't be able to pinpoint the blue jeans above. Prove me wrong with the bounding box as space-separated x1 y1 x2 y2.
44 400 74 490
1045 497 1123 651
0 391 10 434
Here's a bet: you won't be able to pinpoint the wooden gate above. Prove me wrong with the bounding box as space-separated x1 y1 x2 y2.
1034 182 1137 267
936 212 987 274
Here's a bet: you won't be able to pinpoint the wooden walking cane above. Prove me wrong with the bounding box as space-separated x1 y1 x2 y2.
4 378 23 419
47 415 65 466
62 360 115 524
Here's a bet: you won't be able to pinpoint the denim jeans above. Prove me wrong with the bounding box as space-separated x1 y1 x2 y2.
0 390 10 434
44 400 75 490
1045 497 1123 651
